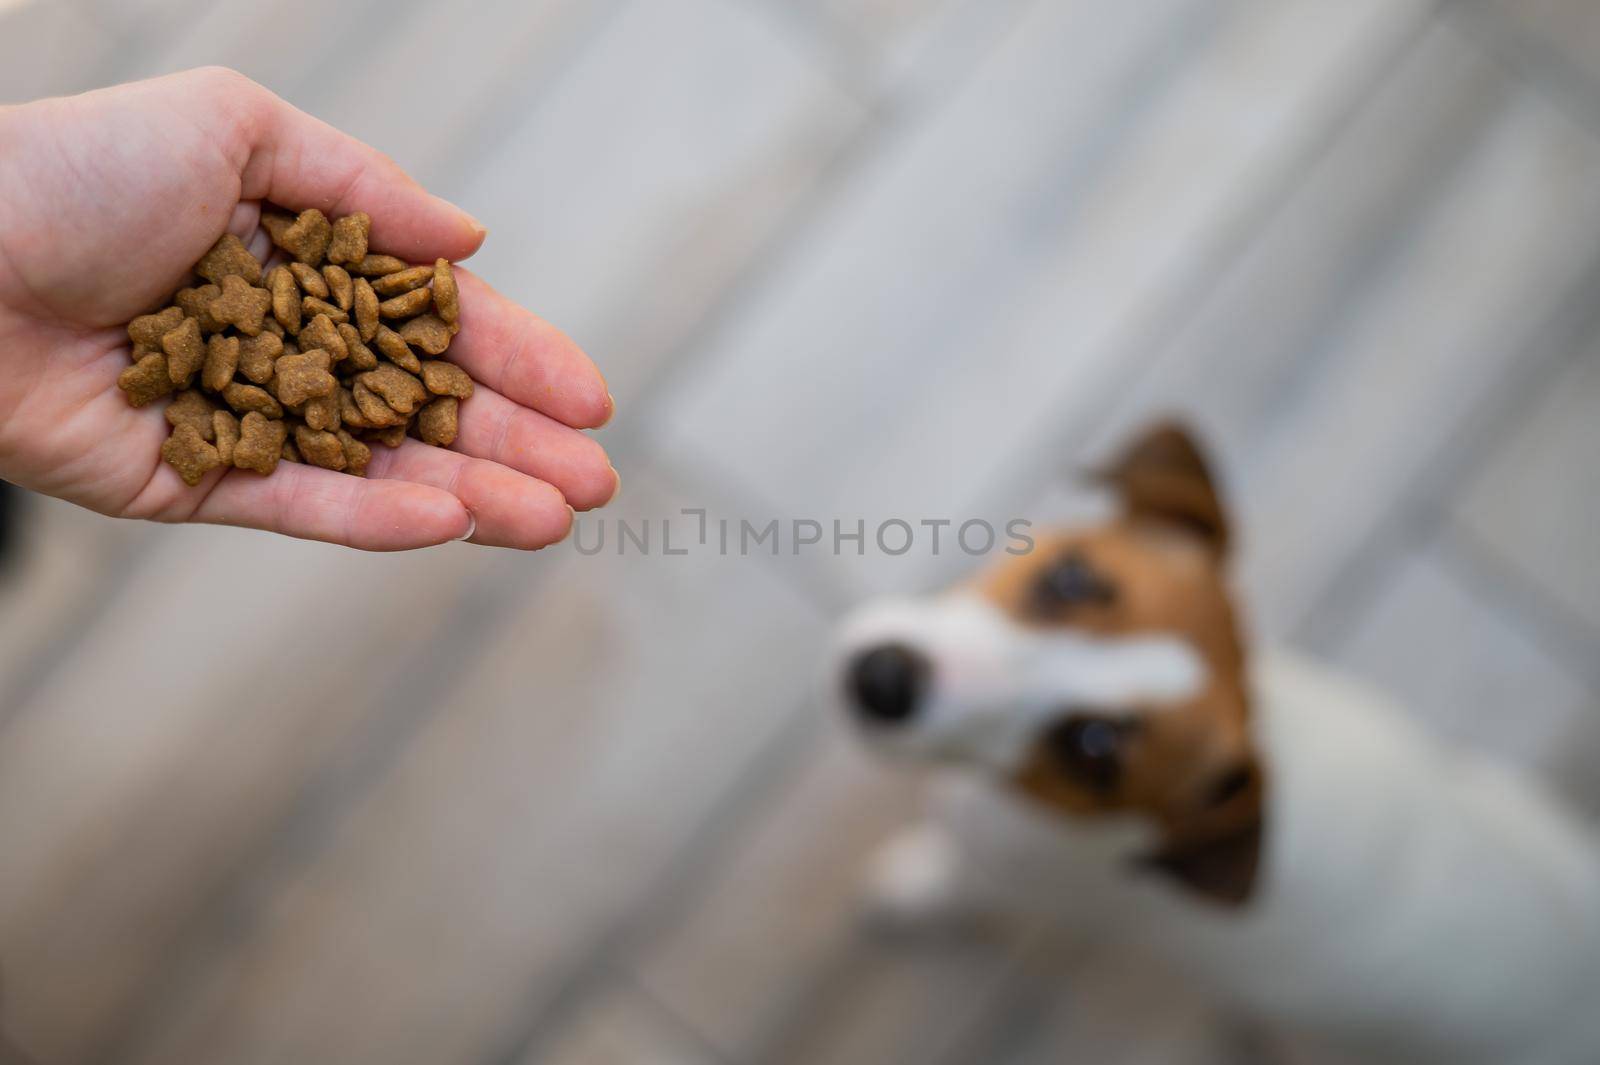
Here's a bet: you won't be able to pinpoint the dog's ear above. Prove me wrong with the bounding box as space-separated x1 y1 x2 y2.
1094 420 1230 557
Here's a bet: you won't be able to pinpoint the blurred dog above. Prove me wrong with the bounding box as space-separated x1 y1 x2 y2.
829 423 1600 1065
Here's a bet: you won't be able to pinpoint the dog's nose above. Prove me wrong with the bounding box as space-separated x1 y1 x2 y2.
846 643 929 724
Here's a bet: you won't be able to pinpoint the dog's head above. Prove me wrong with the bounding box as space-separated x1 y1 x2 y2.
831 423 1263 905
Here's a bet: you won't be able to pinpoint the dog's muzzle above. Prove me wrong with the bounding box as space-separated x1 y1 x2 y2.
845 642 930 725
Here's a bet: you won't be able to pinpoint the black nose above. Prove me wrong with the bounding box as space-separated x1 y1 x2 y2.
846 644 928 724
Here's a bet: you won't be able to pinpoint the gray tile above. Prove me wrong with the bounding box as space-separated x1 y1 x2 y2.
1456 344 1600 639
113 476 825 1065
649 0 1427 599
1329 543 1591 774
1475 0 1600 97
0 0 115 102
528 982 717 1065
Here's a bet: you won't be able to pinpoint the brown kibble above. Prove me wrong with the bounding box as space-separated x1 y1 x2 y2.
327 212 370 266
303 390 341 432
162 316 205 386
288 262 329 299
260 208 294 246
281 437 302 464
294 425 347 471
214 410 240 466
274 351 337 407
276 208 332 266
237 332 282 384
299 314 348 363
336 430 372 476
372 325 420 372
322 264 354 311
128 306 184 348
222 382 284 419
378 287 432 319
267 265 302 333
398 314 451 356
352 381 409 427
337 322 378 371
369 424 409 448
353 277 379 341
210 275 272 336
417 396 459 447
358 363 428 414
371 265 433 296
118 353 174 406
194 233 262 286
233 412 287 475
165 388 217 441
203 334 240 392
302 296 349 324
161 423 222 486
261 316 284 338
351 254 409 277
337 387 370 429
175 284 225 332
420 360 474 399
433 259 458 325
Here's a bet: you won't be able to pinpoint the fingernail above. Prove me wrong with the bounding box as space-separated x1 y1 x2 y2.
455 513 477 542
610 464 621 498
598 392 616 428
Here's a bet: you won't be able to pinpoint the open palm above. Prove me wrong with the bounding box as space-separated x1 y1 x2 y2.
0 67 616 551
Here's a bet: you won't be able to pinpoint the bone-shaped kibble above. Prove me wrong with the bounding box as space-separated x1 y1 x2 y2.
209 275 272 336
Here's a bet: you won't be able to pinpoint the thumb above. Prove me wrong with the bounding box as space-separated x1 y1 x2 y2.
208 68 485 263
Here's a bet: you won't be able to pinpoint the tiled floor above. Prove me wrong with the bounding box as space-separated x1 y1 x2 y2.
0 2 1597 1063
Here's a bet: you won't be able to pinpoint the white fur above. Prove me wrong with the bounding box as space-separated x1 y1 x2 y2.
858 652 1600 1065
833 594 1207 767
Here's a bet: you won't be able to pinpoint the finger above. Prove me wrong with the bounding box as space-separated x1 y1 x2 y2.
446 268 613 430
455 386 618 511
218 69 485 264
366 440 572 550
189 463 471 551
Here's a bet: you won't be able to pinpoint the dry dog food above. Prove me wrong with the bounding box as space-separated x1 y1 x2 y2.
118 207 474 486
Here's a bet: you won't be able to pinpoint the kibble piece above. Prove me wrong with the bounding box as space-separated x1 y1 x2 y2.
274 351 337 407
327 212 370 266
352 380 409 427
359 363 428 414
214 410 240 466
299 314 348 363
237 333 282 385
128 306 184 348
371 265 433 296
420 360 474 399
260 208 294 247
351 254 409 277
288 262 329 299
161 423 222 486
175 284 225 332
161 316 205 386
433 259 458 325
336 429 372 476
369 424 409 448
281 438 302 463
118 353 175 406
233 412 287 475
210 275 272 336
417 396 459 447
378 287 432 319
398 314 451 356
353 277 379 341
322 264 354 311
267 265 302 333
261 316 285 338
277 208 332 266
222 382 284 419
303 390 341 432
203 334 240 392
337 387 370 429
372 325 420 372
129 342 153 364
337 322 378 371
165 388 217 441
194 233 262 286
294 425 347 470
302 296 349 324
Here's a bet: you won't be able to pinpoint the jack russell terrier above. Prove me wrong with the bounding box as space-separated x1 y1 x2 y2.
829 423 1600 1065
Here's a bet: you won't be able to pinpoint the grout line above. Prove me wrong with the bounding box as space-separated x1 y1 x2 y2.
1449 0 1600 150
621 967 739 1065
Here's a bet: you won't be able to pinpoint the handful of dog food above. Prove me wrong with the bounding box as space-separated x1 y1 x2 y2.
117 207 475 485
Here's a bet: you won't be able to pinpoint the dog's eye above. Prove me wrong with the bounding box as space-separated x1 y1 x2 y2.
1043 714 1135 794
1032 552 1117 612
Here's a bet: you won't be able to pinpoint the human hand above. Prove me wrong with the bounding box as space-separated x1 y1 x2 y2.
0 67 617 551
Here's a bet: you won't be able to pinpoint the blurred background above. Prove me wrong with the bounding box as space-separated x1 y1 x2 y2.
1 0 1599 1062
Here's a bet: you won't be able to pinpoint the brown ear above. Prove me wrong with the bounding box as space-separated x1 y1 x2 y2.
1094 420 1230 556
1137 756 1266 907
